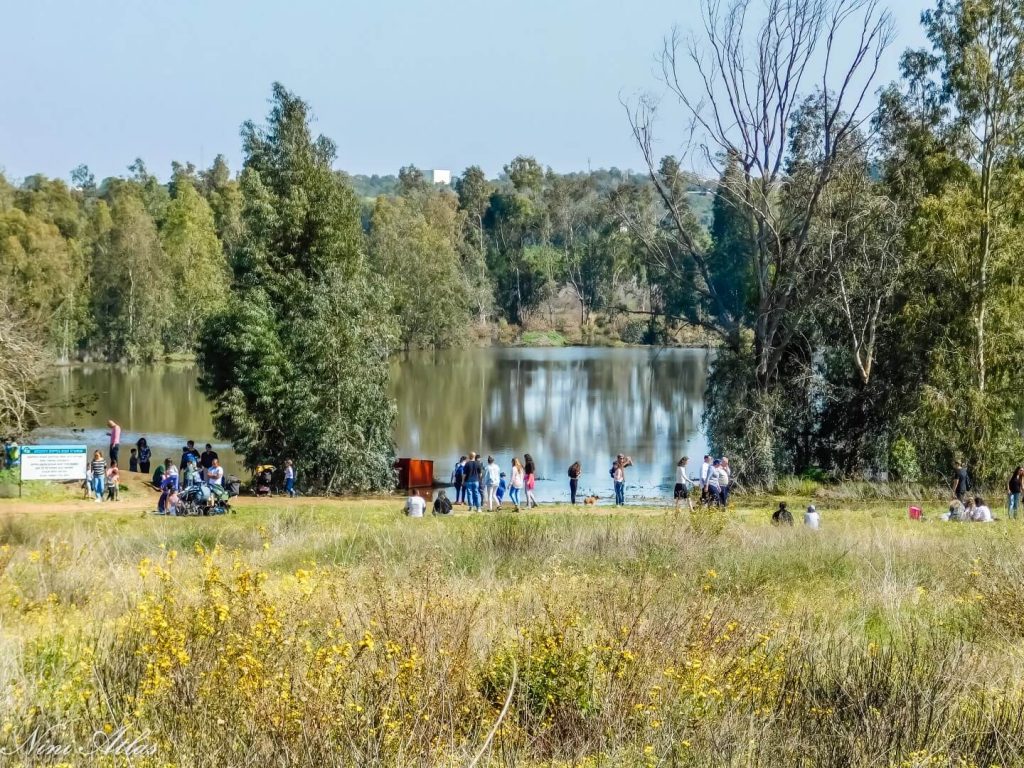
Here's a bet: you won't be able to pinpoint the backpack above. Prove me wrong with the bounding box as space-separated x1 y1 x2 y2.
609 465 616 478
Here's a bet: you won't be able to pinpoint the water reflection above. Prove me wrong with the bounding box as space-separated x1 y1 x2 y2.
391 347 709 501
35 348 710 501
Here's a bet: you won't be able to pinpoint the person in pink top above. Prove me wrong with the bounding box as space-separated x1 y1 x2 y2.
107 420 122 463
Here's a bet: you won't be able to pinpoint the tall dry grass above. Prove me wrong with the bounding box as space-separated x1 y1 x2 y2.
0 501 1022 766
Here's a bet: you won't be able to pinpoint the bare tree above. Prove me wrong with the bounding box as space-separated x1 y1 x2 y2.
0 296 49 438
818 165 905 385
626 0 894 390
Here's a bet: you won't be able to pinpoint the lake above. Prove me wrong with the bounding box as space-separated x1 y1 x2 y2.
34 347 711 503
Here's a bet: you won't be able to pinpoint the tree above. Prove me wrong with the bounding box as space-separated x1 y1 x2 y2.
0 295 49 437
160 178 228 350
454 166 494 320
628 0 894 481
198 83 397 492
91 192 170 361
369 188 472 348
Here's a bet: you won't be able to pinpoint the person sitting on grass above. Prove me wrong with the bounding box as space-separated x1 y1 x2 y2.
972 496 995 523
943 499 965 521
804 504 820 529
433 490 453 516
772 501 793 526
405 493 426 518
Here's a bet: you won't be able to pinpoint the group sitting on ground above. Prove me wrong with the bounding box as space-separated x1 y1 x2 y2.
943 496 996 523
771 501 820 529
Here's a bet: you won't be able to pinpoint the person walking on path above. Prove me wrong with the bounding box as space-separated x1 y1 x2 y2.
463 453 482 512
136 438 152 475
568 461 582 505
484 455 502 511
510 457 525 510
90 450 106 502
674 457 694 513
452 456 466 505
612 454 632 506
107 420 121 463
953 461 971 503
524 453 538 509
1008 466 1022 520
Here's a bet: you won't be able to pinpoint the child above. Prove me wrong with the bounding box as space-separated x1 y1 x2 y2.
284 459 296 498
497 472 508 504
105 461 120 501
129 448 139 473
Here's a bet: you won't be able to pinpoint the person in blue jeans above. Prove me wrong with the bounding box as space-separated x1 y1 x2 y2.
1008 466 1022 520
610 455 628 506
462 452 483 512
284 459 296 498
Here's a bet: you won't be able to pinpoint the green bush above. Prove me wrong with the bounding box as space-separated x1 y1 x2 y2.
889 437 921 483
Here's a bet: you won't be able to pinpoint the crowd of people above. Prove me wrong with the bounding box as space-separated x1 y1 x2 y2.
404 451 737 516
81 420 245 514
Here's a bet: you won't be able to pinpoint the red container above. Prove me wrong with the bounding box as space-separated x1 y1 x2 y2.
908 506 922 520
395 458 434 490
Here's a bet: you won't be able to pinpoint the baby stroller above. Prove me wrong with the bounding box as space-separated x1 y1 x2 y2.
178 483 232 516
252 465 275 497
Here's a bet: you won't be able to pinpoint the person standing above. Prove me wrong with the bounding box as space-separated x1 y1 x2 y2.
707 460 723 506
718 458 732 507
136 438 152 475
1008 466 1022 520
568 461 582 505
953 461 970 503
524 453 538 509
610 454 626 507
700 455 713 503
484 455 501 511
129 448 139 473
107 420 121 464
90 450 106 503
200 444 219 481
284 459 296 497
674 457 694 513
452 456 467 505
463 453 482 512
510 457 525 510
105 461 120 501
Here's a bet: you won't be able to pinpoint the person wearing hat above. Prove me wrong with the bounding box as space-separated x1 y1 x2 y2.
804 504 820 529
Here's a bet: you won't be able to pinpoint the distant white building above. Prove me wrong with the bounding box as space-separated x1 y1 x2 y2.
423 169 452 185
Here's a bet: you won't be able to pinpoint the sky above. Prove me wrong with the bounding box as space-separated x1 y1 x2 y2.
0 0 930 183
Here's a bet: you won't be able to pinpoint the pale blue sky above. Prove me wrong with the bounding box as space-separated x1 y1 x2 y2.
1 0 930 183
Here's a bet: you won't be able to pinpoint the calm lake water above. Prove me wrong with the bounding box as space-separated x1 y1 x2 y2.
34 347 710 503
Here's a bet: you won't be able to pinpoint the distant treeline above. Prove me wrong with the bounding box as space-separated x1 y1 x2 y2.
0 157 714 363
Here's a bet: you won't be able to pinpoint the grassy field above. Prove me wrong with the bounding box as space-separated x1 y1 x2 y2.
1 494 1023 767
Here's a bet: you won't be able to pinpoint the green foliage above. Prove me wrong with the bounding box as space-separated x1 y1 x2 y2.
198 83 397 493
889 437 921 483
368 189 471 348
160 178 228 351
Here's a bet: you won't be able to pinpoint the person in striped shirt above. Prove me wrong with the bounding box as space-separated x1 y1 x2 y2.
90 450 106 502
